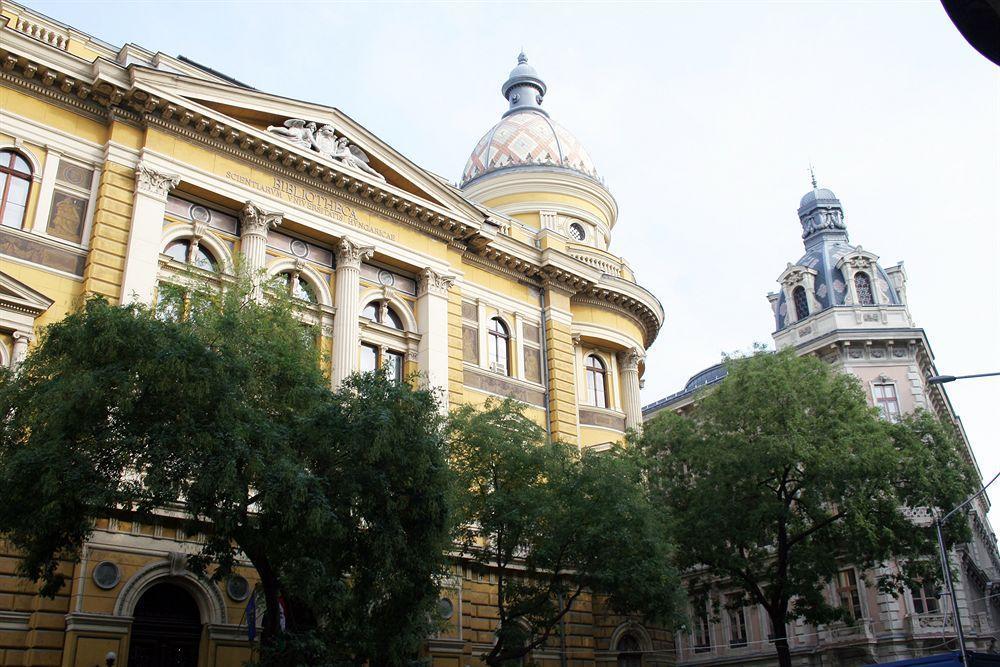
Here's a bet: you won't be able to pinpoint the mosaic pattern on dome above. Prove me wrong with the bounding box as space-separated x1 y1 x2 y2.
462 112 599 185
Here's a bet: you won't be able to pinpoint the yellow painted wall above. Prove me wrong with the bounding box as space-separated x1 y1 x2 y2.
571 302 646 349
481 191 609 227
0 86 107 146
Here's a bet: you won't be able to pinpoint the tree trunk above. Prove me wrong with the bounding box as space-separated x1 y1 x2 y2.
769 611 793 667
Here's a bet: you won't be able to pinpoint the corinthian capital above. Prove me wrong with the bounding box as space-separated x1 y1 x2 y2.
135 161 180 199
239 201 283 237
418 267 456 296
335 237 375 270
618 347 644 373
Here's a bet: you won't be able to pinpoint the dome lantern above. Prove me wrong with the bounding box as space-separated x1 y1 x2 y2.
797 175 847 245
501 52 548 118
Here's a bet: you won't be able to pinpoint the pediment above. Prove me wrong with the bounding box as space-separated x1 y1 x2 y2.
128 68 484 227
0 271 54 318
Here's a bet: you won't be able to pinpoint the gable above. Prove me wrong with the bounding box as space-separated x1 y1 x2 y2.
0 271 54 318
128 68 483 225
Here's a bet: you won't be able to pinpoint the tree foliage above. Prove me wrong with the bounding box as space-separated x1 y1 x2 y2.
0 278 452 666
636 348 976 667
448 399 680 666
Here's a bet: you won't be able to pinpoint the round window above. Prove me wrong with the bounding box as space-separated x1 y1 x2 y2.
568 222 586 241
437 597 454 620
92 561 121 589
189 204 212 224
226 574 251 601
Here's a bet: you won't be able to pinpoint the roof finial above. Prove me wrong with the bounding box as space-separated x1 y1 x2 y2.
518 50 528 65
809 163 818 189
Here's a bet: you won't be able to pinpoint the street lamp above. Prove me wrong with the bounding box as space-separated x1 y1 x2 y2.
936 469 1000 664
927 372 1000 385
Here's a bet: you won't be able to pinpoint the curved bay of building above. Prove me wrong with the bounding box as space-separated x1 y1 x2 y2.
0 2 667 665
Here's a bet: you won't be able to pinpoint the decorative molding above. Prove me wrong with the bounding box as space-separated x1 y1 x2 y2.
335 236 375 270
617 347 643 373
135 161 180 199
418 267 456 297
239 200 283 237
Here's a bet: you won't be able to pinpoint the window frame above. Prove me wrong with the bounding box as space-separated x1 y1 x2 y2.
585 353 609 408
792 285 810 321
836 568 864 621
725 595 748 648
872 381 901 423
910 581 940 615
0 149 34 231
487 316 511 376
853 272 875 306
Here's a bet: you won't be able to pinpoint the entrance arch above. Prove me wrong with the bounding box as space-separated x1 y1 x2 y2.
127 582 202 667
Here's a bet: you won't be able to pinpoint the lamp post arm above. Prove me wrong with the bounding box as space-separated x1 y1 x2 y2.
941 469 1000 524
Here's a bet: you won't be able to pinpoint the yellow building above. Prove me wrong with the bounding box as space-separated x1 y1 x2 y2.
0 2 668 665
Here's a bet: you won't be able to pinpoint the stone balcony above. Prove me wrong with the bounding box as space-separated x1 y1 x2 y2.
906 612 990 638
567 243 634 282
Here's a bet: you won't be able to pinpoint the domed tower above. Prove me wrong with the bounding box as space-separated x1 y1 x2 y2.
769 179 908 335
461 53 617 252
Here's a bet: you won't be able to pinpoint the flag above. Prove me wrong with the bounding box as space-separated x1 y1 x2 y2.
277 594 287 631
246 595 256 642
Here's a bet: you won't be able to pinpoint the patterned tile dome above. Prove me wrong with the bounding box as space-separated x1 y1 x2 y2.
462 111 599 185
461 53 600 187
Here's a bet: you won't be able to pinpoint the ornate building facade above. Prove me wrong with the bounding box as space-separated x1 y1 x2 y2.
644 180 1000 666
0 2 668 665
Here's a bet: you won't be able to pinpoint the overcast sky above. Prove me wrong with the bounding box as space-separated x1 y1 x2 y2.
27 1 999 507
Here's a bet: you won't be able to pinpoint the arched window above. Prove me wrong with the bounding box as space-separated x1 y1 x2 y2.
854 272 874 306
276 271 318 303
487 317 510 376
585 354 609 408
164 239 218 272
792 286 809 320
362 300 403 329
0 149 33 230
616 634 642 667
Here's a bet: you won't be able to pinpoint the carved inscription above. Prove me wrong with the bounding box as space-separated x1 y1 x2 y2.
225 172 396 241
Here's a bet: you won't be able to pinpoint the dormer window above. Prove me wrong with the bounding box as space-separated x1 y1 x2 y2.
792 286 810 321
854 272 874 306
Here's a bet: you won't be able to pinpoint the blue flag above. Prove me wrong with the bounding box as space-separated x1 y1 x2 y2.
246 595 256 642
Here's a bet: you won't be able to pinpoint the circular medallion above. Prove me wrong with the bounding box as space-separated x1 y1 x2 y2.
437 597 454 620
377 269 395 287
189 205 211 224
568 222 586 241
92 561 121 590
61 163 88 187
226 574 251 601
290 239 309 258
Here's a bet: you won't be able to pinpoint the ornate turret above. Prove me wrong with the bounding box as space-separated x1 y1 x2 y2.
501 52 548 118
798 171 848 244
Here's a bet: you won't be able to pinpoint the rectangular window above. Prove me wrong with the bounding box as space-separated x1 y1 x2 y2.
360 344 378 373
911 582 940 615
726 595 747 647
385 350 404 382
836 569 863 620
46 160 94 244
873 382 901 423
693 598 711 653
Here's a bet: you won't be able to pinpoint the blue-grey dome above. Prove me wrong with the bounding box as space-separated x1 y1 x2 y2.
773 184 903 331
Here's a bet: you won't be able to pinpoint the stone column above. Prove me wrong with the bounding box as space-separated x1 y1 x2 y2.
618 347 644 433
331 237 374 388
11 331 31 369
120 161 179 305
417 268 455 406
238 201 283 300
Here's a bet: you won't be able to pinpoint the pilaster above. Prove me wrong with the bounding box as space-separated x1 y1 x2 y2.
331 236 374 388
543 286 579 445
119 160 180 305
417 268 456 406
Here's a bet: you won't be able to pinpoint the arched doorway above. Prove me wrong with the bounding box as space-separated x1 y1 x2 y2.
127 582 202 667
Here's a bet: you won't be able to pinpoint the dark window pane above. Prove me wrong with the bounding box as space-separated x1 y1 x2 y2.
854 273 874 306
793 286 809 320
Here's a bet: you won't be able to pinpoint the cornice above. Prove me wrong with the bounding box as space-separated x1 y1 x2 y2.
0 34 664 347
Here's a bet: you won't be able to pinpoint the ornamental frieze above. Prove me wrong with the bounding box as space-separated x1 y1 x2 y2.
267 119 385 182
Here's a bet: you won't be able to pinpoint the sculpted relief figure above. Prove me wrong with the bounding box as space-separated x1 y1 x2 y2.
266 119 316 150
268 119 386 182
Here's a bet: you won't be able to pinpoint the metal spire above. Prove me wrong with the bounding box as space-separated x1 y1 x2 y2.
809 164 818 189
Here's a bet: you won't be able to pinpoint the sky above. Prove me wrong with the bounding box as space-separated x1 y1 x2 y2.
24 1 1000 506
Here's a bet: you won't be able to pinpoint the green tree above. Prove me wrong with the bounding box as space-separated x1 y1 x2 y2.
0 277 452 666
448 399 679 666
637 348 976 667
